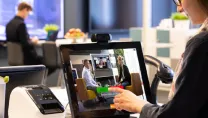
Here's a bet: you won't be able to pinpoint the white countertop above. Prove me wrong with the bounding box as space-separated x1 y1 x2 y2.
37 38 92 46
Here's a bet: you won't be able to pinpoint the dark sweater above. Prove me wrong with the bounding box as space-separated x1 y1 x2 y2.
140 31 208 118
118 65 131 85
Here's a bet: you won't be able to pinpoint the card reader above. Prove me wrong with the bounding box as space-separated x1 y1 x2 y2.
9 85 65 118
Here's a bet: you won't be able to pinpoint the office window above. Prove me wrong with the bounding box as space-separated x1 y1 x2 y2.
0 0 64 40
151 0 177 27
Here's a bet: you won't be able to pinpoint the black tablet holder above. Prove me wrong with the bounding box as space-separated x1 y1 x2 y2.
91 34 112 44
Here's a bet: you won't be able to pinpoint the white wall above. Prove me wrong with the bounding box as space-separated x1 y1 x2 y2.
124 49 140 73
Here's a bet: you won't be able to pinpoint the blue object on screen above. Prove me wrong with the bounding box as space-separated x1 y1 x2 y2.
0 0 64 41
72 69 78 80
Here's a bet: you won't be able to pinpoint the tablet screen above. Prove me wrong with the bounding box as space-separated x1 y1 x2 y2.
60 42 151 117
70 48 146 112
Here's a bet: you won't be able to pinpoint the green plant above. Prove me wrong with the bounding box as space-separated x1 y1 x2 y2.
114 49 124 58
171 12 188 20
43 24 59 32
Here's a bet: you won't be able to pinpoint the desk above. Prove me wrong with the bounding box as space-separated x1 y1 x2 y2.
50 87 70 118
50 87 140 118
37 38 92 47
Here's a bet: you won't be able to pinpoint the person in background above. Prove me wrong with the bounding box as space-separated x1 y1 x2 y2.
109 0 208 118
117 55 131 88
6 2 55 75
82 59 104 102
89 61 95 75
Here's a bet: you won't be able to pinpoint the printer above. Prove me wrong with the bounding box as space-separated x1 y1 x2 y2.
9 85 65 118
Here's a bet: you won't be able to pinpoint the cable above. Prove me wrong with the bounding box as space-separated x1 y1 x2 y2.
65 102 69 110
64 102 72 117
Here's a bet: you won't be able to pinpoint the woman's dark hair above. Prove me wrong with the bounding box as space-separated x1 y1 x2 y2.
198 0 208 15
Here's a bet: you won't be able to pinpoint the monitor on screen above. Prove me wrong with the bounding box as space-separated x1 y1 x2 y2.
91 54 111 70
60 42 152 118
0 65 46 118
0 0 64 41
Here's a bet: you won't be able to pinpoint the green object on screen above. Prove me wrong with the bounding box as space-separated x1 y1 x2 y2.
97 87 109 93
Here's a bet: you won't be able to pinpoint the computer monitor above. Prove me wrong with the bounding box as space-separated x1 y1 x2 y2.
47 30 59 41
0 65 46 118
60 42 152 118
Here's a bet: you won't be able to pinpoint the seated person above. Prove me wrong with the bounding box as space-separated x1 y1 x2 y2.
82 59 104 102
117 56 131 88
6 2 55 75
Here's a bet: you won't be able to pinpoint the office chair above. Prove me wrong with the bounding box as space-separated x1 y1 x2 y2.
126 73 143 96
144 55 174 104
76 78 97 101
7 42 24 66
42 41 63 86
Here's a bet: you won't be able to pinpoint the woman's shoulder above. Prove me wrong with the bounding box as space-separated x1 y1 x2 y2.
194 31 208 40
184 31 208 58
186 31 208 49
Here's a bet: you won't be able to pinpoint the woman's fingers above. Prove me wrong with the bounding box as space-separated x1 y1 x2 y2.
115 102 130 112
108 87 124 93
115 103 123 111
114 97 121 103
114 93 122 98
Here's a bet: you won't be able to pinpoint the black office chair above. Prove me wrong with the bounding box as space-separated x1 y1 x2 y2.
7 42 24 66
42 41 63 86
144 55 174 104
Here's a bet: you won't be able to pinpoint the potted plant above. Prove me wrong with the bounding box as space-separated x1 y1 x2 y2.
171 12 190 29
43 24 59 40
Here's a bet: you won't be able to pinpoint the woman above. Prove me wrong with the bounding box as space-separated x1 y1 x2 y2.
109 0 208 118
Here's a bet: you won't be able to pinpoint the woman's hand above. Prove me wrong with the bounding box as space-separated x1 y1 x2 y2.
109 87 149 113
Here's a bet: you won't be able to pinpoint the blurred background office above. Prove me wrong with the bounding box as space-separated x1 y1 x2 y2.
0 0 201 103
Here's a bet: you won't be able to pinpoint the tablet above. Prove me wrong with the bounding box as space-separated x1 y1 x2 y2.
60 42 152 118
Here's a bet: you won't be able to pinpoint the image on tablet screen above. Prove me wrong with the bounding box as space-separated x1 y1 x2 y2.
69 48 146 112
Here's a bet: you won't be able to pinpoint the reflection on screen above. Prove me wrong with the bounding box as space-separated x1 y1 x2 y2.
0 0 64 40
69 48 146 112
